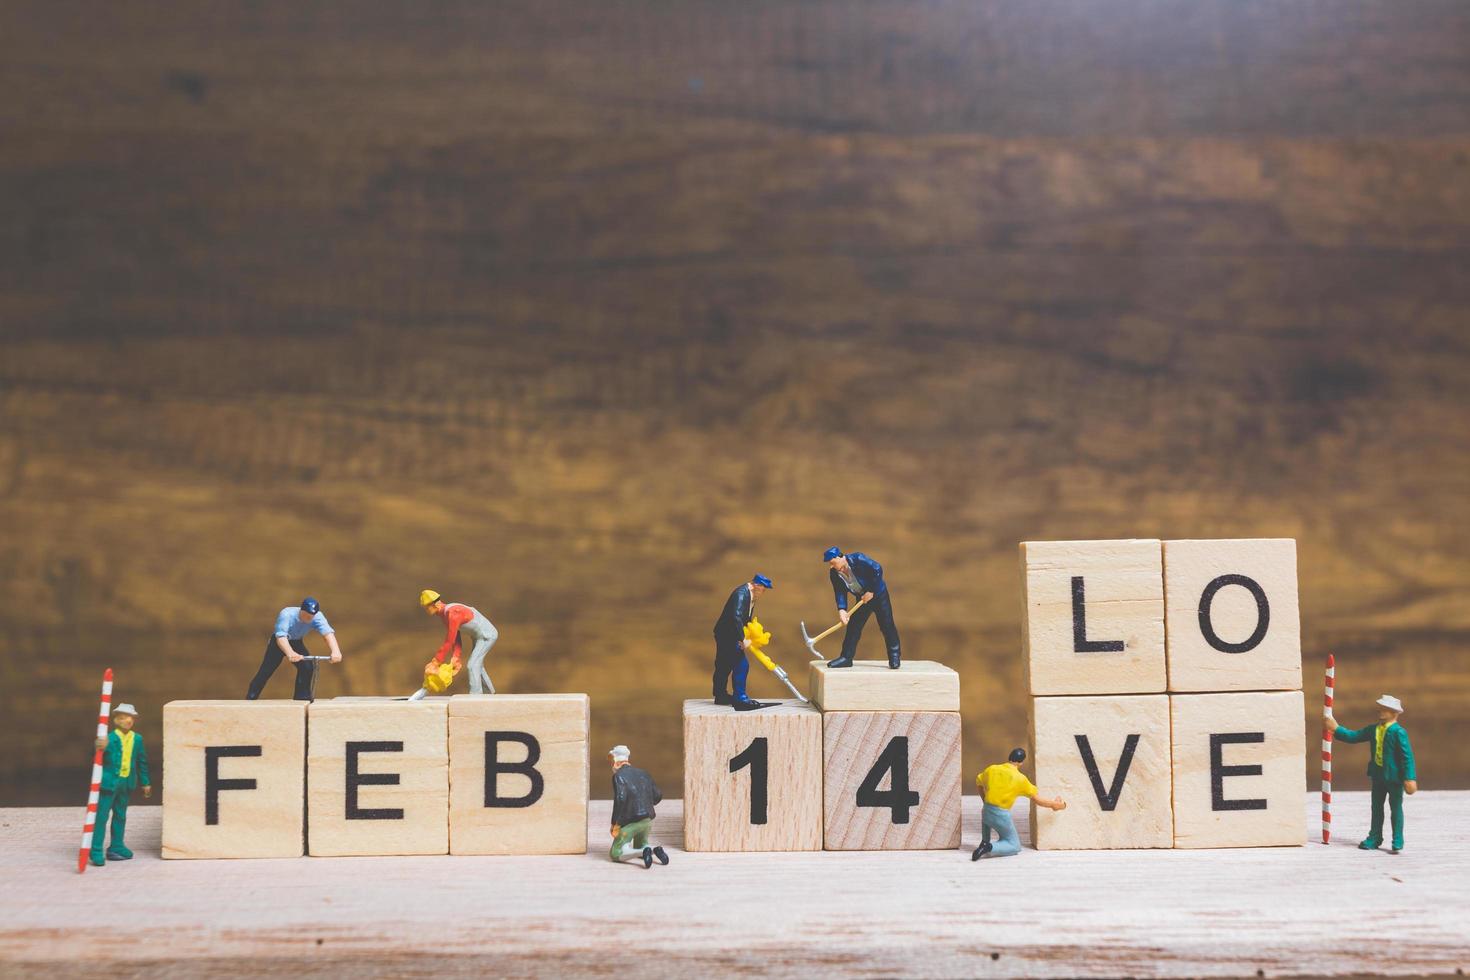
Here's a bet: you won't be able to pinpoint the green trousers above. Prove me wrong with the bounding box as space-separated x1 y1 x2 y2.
610 818 652 862
1367 776 1405 849
90 786 132 861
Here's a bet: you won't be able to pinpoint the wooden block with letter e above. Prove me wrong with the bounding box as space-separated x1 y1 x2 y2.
161 700 306 859
307 699 449 857
1170 690 1307 848
823 711 961 850
683 699 822 852
1021 539 1166 695
448 693 589 855
1163 538 1302 692
809 660 959 712
1029 694 1173 850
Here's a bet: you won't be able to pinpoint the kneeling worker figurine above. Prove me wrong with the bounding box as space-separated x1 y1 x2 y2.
972 748 1065 860
609 745 669 869
1325 694 1417 853
90 703 151 866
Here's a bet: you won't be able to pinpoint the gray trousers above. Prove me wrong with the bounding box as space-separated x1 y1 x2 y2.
465 621 498 694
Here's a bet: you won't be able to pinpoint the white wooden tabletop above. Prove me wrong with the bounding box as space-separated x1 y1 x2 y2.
1 792 1466 978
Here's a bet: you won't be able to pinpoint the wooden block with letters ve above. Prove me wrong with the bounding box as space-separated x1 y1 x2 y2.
162 700 307 859
808 660 960 712
683 698 823 852
823 711 961 850
448 693 589 855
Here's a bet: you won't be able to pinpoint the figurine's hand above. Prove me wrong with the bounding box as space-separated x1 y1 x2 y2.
286 651 304 663
838 609 850 625
1404 780 1417 795
330 651 342 663
450 659 463 675
742 638 753 650
610 825 620 838
861 592 874 604
1054 799 1067 812
424 660 438 676
1322 713 1337 733
143 786 153 799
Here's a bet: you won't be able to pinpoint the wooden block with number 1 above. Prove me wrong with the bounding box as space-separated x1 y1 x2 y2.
823 711 962 850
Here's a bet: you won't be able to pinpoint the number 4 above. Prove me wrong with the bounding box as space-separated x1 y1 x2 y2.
856 736 920 824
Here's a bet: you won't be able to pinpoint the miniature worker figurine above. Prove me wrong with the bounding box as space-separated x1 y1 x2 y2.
89 704 151 866
415 589 499 696
245 597 342 701
822 547 902 669
712 574 776 711
1325 694 1417 853
972 748 1065 861
608 745 669 869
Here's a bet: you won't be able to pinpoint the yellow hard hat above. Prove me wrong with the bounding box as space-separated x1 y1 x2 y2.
419 589 442 609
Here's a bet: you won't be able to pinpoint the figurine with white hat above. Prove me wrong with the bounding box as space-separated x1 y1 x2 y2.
1324 693 1417 853
89 702 152 866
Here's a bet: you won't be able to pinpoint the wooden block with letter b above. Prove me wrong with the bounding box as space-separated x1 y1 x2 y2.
306 699 449 857
162 700 306 859
448 693 589 855
823 711 962 850
1164 538 1302 692
1021 539 1166 695
682 699 822 852
1029 694 1173 850
1170 690 1307 848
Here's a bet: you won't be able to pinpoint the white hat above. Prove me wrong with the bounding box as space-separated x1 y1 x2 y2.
608 745 630 762
1376 695 1403 713
113 704 138 717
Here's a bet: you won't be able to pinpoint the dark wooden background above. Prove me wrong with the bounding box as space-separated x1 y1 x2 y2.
2 1 1467 805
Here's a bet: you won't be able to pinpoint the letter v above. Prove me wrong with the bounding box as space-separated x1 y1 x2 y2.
1074 734 1141 811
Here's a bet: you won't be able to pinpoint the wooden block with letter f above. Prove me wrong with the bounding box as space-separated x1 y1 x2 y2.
683 699 822 851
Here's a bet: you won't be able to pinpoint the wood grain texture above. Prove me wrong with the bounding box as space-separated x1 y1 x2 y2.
809 659 960 712
682 698 822 851
823 710 962 849
3 794 1468 977
1 0 1469 806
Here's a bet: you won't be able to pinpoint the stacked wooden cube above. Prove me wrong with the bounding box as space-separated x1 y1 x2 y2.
1021 539 1307 849
683 660 961 851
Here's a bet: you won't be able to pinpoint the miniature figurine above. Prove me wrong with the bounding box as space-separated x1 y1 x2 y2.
608 745 668 868
822 547 902 669
1324 695 1417 853
712 574 776 711
89 703 151 866
245 597 342 701
410 590 498 699
972 748 1065 860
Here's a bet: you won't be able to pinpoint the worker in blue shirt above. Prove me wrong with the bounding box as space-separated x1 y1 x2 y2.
245 597 343 701
823 547 902 669
712 574 775 711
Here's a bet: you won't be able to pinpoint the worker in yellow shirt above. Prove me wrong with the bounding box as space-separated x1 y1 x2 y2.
972 747 1065 860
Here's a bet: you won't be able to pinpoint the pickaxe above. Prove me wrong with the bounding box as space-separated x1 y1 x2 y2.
800 595 870 659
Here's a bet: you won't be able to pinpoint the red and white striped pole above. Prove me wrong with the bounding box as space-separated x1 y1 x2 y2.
78 668 113 873
1321 653 1334 844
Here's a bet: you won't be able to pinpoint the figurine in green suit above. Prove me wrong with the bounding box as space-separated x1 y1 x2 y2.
1325 694 1416 854
90 703 152 866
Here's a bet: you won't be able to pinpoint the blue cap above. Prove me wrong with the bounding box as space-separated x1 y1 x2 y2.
822 546 842 562
301 597 320 615
752 574 774 589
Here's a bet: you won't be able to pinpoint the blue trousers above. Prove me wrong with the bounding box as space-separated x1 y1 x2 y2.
839 590 901 662
713 638 750 701
981 803 1022 857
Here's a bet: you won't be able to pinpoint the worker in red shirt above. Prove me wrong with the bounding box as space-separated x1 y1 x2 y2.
411 589 499 698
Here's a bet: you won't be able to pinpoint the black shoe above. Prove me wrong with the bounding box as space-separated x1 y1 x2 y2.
971 842 993 861
826 655 854 669
642 846 654 869
732 698 772 711
652 846 669 865
713 694 734 706
888 654 901 669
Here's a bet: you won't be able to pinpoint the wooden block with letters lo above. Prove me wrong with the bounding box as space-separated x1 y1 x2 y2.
809 660 960 712
306 698 449 857
1021 539 1167 696
823 711 962 850
1170 690 1307 848
449 693 589 855
162 700 306 859
683 699 823 852
1030 694 1173 850
1163 538 1302 692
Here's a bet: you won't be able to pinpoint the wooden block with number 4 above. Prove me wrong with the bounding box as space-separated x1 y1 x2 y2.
683 699 823 851
823 711 961 850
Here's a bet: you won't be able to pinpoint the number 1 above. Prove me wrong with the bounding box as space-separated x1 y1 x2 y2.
729 737 769 825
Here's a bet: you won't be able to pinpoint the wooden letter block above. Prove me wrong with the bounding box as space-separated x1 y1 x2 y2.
448 694 589 855
809 660 959 712
823 711 961 850
1029 695 1173 850
683 699 823 852
1021 539 1166 695
1164 538 1302 692
307 699 449 856
1170 691 1306 848
162 700 306 859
